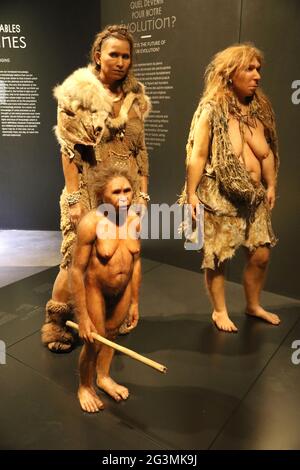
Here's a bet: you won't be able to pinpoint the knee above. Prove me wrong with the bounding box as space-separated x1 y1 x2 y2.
83 342 100 356
250 250 270 270
105 326 119 340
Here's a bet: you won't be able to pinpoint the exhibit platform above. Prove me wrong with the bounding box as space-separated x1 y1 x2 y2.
0 231 299 449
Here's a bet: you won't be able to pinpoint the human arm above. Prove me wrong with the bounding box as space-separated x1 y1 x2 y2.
139 175 148 197
61 152 85 226
136 127 150 206
261 149 277 210
70 214 97 342
126 253 141 332
186 109 211 220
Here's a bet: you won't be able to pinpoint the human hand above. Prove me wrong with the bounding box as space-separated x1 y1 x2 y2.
69 203 84 227
125 303 139 332
138 196 148 206
266 186 276 210
78 315 97 343
187 193 200 221
132 199 147 219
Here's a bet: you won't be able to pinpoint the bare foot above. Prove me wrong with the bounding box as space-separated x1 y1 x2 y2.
97 376 129 402
78 386 104 413
246 306 280 325
212 310 238 333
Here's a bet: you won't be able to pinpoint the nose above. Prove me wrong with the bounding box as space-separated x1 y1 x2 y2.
117 57 124 68
254 69 261 80
119 195 127 203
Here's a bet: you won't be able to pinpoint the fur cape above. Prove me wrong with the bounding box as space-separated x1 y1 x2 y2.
53 65 151 158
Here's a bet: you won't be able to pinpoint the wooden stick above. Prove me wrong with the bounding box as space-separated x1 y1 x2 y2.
66 320 167 374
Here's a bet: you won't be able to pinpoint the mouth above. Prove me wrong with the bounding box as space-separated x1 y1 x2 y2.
247 85 258 94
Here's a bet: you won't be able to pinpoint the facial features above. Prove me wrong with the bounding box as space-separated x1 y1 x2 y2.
96 37 131 85
231 58 261 101
103 177 133 211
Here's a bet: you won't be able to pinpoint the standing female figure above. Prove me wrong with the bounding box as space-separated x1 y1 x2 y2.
182 44 280 332
42 25 150 351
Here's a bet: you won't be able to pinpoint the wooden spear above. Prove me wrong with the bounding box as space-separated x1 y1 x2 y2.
66 320 167 374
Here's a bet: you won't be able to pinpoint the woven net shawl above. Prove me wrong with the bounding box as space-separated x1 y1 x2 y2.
179 95 279 213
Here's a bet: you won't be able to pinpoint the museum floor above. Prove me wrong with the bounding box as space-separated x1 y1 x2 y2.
0 231 299 450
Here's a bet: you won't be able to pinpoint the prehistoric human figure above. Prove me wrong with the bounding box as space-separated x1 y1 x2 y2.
72 167 141 412
181 43 280 332
41 25 150 352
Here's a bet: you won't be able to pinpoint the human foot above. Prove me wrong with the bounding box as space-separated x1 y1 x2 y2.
97 376 129 402
212 310 238 333
48 341 72 353
246 306 280 325
78 386 104 413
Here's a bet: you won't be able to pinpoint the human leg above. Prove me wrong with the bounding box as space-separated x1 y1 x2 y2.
205 264 238 333
118 258 142 335
52 266 70 302
78 284 106 412
78 343 104 412
243 246 280 325
97 283 132 401
41 267 75 352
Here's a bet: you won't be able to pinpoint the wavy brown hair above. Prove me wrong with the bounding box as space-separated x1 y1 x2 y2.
90 165 134 204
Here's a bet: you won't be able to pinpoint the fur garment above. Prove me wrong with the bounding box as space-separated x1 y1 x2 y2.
41 300 76 349
53 65 151 158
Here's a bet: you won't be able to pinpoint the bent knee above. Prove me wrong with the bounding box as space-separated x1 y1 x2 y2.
105 326 119 340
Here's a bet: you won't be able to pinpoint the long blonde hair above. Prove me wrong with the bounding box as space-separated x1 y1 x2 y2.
199 43 277 151
201 43 268 110
180 43 279 206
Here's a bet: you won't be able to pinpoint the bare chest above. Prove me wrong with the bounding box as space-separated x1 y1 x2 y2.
228 117 270 160
94 218 140 261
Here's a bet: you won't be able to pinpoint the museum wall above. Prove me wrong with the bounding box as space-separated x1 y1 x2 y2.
0 0 101 229
0 0 299 298
100 0 300 298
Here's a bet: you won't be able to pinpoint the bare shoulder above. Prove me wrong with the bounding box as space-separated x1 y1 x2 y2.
128 212 141 225
76 210 98 244
127 213 142 243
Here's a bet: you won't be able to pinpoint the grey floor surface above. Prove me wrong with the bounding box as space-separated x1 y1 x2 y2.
0 230 61 288
0 231 299 450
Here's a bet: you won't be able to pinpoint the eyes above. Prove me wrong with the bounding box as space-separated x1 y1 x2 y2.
112 188 132 195
247 64 261 72
109 52 130 60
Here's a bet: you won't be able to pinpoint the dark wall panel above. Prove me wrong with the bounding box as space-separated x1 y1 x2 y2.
2 1 297 298
101 0 299 299
0 0 101 229
100 0 241 271
228 0 300 298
